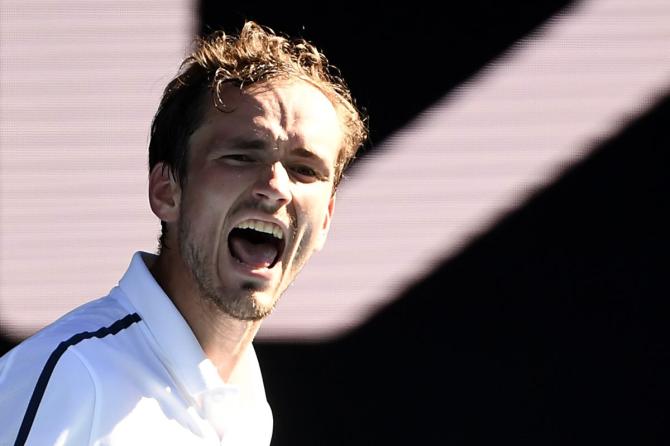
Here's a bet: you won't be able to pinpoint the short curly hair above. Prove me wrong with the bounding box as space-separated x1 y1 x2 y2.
149 21 367 185
149 21 367 250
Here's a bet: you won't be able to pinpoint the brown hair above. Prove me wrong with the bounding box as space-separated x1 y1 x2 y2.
149 21 367 249
149 21 367 187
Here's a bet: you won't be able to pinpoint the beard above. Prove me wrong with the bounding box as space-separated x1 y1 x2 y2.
177 206 277 321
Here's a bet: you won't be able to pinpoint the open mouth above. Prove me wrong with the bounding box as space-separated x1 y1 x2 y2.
228 219 286 269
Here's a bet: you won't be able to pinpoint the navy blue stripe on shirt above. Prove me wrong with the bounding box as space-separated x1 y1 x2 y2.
14 312 142 446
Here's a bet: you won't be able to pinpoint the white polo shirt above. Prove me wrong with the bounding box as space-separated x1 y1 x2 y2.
0 252 273 445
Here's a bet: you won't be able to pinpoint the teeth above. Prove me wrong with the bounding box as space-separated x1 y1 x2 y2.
235 219 283 240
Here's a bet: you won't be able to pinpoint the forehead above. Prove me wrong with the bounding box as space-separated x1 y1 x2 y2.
190 79 344 161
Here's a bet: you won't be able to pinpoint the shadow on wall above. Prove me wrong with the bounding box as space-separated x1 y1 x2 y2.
255 91 670 445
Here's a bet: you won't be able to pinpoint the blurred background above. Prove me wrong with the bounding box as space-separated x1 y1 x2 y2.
1 0 669 444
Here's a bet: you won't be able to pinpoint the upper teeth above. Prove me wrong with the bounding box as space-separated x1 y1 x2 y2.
235 219 284 240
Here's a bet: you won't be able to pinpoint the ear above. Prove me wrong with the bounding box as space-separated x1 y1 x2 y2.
314 193 336 252
148 162 181 224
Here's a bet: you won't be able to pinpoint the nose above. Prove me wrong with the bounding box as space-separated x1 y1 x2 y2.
252 161 292 206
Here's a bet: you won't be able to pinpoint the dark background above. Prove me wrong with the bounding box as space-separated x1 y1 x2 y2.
3 1 669 444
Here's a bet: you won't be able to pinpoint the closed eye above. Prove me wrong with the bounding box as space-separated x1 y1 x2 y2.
292 165 316 176
290 164 327 182
221 154 257 164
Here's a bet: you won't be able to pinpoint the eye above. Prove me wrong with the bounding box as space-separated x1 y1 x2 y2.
221 154 256 164
293 165 316 176
290 165 319 179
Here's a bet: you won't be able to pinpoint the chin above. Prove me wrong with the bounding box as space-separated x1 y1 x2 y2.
207 284 278 321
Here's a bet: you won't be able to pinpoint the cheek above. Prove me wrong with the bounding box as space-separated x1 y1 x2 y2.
287 225 315 277
295 198 321 229
295 197 330 249
180 184 229 235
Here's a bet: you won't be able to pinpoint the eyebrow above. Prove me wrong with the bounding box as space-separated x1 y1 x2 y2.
293 147 332 179
227 136 269 150
215 136 329 169
225 137 323 160
292 147 322 161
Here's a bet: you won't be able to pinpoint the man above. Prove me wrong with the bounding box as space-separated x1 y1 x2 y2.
0 21 367 445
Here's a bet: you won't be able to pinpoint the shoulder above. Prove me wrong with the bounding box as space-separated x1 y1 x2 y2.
0 290 142 445
1 289 140 384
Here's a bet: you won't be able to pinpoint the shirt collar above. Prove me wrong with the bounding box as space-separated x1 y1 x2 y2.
116 252 266 403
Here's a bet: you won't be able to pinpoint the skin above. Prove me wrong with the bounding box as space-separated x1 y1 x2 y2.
148 79 343 381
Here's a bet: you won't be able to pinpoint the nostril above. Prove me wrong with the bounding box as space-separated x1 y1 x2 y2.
252 164 292 203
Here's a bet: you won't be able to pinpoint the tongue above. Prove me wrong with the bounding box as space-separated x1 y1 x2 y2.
229 236 278 269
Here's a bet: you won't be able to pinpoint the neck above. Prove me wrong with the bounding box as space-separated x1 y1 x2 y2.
149 250 262 383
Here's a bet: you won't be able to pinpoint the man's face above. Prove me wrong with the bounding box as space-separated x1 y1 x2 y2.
173 79 342 320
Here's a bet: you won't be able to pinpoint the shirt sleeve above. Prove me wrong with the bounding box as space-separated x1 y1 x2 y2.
0 345 97 446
